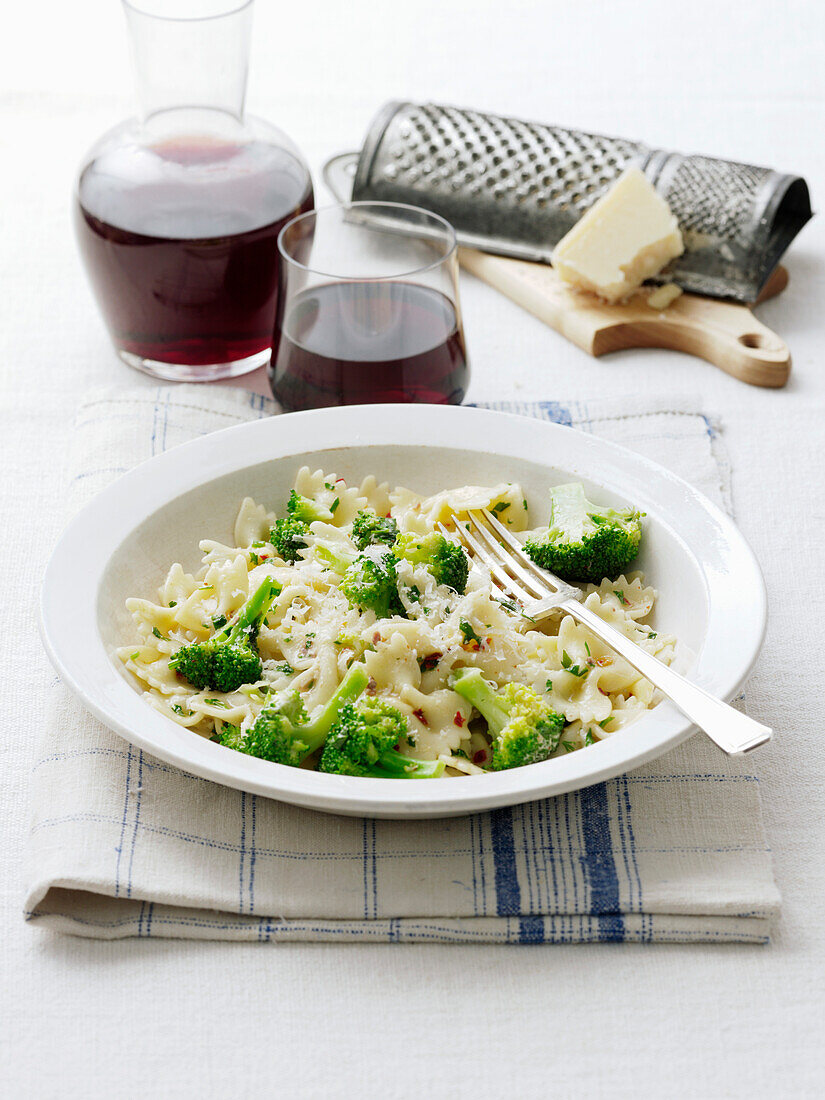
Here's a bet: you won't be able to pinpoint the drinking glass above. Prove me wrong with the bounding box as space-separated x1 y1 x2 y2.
269 202 470 410
74 0 313 381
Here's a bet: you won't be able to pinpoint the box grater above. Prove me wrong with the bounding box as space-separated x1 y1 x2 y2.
334 100 812 302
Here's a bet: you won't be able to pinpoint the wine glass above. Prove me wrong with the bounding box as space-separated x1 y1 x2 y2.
268 202 470 410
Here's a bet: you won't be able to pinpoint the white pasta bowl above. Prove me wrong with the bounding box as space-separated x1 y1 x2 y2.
40 404 766 818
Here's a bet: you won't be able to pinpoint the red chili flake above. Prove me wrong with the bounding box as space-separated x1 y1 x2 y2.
419 652 441 672
412 708 429 726
453 711 465 727
335 477 346 485
473 750 488 765
383 512 392 518
372 631 381 644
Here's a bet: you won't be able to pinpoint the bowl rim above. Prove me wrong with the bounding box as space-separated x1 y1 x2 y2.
39 403 767 818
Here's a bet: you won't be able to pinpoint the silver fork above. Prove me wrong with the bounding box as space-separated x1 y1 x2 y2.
439 509 771 756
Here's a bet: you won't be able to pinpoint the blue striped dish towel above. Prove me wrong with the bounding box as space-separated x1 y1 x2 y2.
26 385 780 943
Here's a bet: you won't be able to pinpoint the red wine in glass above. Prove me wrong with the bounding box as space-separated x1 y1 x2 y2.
75 137 313 374
269 281 469 409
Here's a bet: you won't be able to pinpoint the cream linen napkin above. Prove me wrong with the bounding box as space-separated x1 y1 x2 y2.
26 385 780 943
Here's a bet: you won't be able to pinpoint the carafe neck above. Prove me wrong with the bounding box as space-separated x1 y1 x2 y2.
124 0 252 126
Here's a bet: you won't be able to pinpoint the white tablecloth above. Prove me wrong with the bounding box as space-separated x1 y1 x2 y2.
2 0 823 1094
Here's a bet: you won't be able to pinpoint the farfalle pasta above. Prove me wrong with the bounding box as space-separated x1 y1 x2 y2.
118 468 676 776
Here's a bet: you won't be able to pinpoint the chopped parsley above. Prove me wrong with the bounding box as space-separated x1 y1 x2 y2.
614 589 628 604
276 663 294 675
459 620 483 647
406 585 421 604
648 631 657 639
598 717 614 730
584 729 595 746
130 651 140 661
562 741 576 753
171 704 191 717
249 551 260 565
491 501 510 514
204 698 229 708
561 650 588 677
545 679 554 692
584 641 591 657
168 600 177 608
330 497 340 514
151 626 166 640
496 596 520 614
212 613 227 629
406 734 418 748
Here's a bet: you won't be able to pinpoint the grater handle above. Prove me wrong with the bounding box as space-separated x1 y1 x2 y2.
459 249 791 389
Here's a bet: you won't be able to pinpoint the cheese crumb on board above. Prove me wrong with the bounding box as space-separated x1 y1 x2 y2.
552 167 684 303
646 283 683 310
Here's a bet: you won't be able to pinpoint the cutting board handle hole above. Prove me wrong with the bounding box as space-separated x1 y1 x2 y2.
739 332 768 348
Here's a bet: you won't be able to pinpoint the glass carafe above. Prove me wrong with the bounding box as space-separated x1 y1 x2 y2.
75 0 313 381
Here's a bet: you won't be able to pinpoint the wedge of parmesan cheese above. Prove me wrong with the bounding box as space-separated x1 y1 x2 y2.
552 167 684 303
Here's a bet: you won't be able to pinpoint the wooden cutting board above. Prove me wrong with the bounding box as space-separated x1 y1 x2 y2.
458 248 791 388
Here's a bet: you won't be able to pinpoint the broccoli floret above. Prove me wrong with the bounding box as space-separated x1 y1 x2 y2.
170 578 279 693
396 531 469 593
351 509 399 551
223 663 370 766
319 698 445 778
340 547 405 619
451 667 565 771
269 515 309 563
524 482 643 583
269 490 336 563
218 724 246 752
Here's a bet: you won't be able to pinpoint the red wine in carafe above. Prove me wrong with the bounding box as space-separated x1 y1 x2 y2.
269 281 469 409
75 137 313 367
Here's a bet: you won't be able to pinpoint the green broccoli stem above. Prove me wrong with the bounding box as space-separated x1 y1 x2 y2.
451 668 510 735
549 482 588 536
300 664 370 753
366 750 446 778
218 578 279 643
550 481 634 534
289 490 334 524
314 541 356 574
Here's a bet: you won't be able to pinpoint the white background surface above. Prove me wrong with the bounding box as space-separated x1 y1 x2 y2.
2 0 824 1095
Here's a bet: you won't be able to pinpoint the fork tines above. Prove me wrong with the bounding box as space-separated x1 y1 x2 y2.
439 509 581 613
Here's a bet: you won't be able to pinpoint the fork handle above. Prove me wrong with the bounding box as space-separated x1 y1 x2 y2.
561 600 771 756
